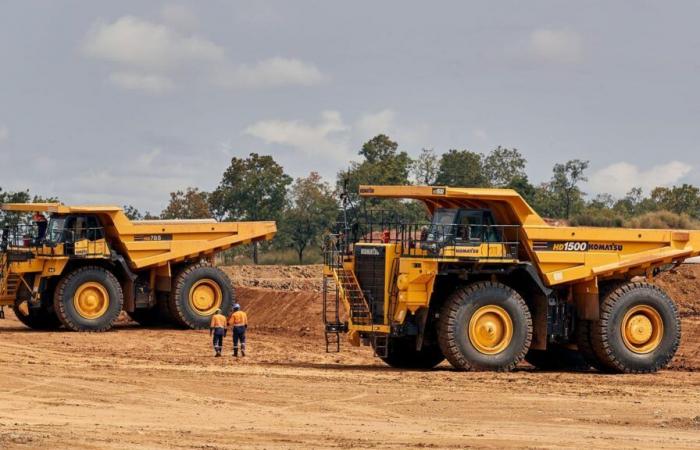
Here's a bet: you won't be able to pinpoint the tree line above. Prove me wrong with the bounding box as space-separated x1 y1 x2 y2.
2 134 700 263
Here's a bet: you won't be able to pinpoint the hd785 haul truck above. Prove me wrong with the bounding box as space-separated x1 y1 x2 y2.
0 203 275 331
323 185 697 373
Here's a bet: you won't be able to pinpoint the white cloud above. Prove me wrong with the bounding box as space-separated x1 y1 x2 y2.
528 28 583 64
355 109 396 138
245 109 430 162
588 161 692 197
214 57 326 89
83 15 326 94
245 111 350 160
83 16 224 71
355 109 429 148
108 72 175 94
160 4 199 32
0 125 8 143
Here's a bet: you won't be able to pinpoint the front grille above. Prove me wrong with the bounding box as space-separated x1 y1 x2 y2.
354 245 386 324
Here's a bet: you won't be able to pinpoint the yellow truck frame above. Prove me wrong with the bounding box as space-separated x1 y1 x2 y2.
323 185 697 373
0 203 275 331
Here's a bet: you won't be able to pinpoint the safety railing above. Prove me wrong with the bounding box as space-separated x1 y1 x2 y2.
345 213 520 260
1 224 108 258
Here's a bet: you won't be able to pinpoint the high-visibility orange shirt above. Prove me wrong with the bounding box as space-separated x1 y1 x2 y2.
210 313 227 328
228 311 248 327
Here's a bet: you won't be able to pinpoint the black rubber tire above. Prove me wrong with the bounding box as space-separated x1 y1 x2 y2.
379 337 445 369
438 281 532 371
169 262 235 329
12 284 62 330
53 266 124 332
575 320 611 372
525 346 590 371
590 282 681 374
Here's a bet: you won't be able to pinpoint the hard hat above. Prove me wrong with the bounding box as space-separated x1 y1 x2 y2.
215 308 222 315
233 303 241 310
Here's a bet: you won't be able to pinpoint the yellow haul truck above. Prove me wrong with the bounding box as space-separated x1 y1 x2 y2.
0 203 275 331
323 185 695 373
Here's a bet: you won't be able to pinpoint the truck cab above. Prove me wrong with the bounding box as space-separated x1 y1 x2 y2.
44 214 109 257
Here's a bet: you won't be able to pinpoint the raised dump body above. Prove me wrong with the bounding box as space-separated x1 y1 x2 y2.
0 203 275 331
323 185 696 373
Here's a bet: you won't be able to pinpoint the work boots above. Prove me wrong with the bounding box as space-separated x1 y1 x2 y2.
233 348 238 357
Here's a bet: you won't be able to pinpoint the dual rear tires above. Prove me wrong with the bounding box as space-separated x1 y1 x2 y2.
578 282 680 374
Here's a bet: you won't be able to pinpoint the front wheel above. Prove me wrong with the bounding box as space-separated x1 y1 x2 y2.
438 281 532 371
53 266 124 331
169 262 235 329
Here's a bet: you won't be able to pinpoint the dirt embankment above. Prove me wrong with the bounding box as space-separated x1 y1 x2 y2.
223 264 322 292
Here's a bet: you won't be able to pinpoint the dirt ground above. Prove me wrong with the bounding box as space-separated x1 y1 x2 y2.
1 266 700 449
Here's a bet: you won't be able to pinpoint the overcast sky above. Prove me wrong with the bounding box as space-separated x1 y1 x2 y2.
1 1 700 212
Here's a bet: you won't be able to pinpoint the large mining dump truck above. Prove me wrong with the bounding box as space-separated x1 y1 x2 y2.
0 203 275 331
323 185 698 373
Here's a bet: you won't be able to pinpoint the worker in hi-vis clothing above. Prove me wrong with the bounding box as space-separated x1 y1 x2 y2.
228 303 248 357
209 309 227 357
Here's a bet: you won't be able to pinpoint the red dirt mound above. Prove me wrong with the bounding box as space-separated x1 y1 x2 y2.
656 264 700 317
237 287 323 336
223 264 322 292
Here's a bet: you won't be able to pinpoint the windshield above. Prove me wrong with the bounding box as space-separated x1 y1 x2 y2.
46 216 66 243
427 209 459 242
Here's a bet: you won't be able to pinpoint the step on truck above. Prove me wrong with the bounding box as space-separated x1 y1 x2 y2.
323 185 697 373
0 203 275 331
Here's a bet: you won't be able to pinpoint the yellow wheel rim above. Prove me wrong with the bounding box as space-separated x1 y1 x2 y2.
73 282 109 320
188 279 223 316
621 305 663 354
468 305 513 355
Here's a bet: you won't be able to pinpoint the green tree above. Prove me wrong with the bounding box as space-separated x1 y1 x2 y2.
340 134 412 197
483 146 527 187
123 205 143 220
211 153 292 263
649 184 700 217
549 159 589 219
279 172 337 263
434 149 487 187
613 187 645 217
161 187 211 219
410 148 439 185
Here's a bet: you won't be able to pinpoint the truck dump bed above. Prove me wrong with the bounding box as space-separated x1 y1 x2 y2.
1 203 276 269
358 185 700 286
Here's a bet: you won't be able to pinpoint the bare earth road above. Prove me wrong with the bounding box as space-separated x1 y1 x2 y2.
1 265 700 449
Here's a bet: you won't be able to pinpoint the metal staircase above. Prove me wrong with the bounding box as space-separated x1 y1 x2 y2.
0 251 18 307
333 268 373 326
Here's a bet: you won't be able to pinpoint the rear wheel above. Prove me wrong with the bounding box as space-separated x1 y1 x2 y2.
590 282 680 373
438 281 532 371
169 262 235 329
575 319 612 372
53 266 123 332
379 337 445 369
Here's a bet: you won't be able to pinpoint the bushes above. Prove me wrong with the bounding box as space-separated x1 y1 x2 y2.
570 209 624 227
625 210 700 229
